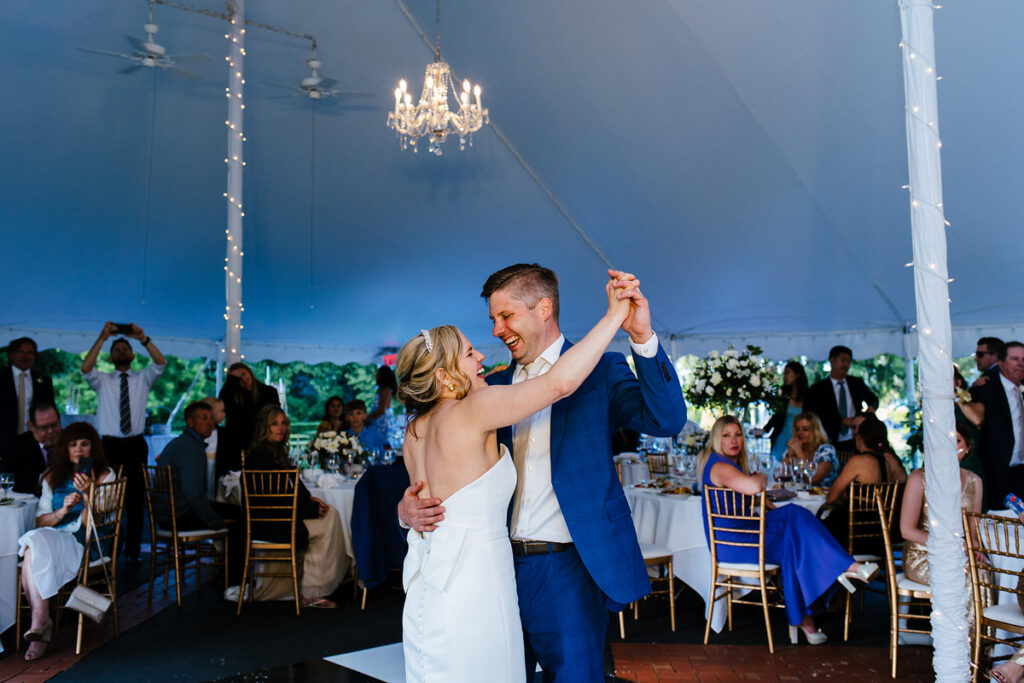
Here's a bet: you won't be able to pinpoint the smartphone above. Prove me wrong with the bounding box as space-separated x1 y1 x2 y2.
113 323 133 335
77 456 93 476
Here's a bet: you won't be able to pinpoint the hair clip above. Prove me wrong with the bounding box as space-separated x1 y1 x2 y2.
420 329 433 352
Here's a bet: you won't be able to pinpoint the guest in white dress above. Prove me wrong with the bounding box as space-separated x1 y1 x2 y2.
395 272 634 682
18 421 115 661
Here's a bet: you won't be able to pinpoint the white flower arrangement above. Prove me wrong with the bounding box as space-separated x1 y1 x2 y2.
307 430 366 467
685 345 778 415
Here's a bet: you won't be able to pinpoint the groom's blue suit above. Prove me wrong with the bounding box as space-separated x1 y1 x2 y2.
490 338 686 680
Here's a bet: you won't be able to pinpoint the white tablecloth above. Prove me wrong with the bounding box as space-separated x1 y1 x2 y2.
614 454 651 487
0 494 39 652
308 479 358 580
625 487 825 632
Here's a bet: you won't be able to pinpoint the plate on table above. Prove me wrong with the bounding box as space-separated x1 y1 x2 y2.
0 499 25 507
766 488 797 502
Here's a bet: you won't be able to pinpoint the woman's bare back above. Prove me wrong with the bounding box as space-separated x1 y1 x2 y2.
404 400 502 502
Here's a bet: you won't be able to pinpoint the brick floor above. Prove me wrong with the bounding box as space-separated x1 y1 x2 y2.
611 642 933 681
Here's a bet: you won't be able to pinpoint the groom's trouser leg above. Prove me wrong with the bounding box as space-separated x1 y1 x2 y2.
514 546 608 682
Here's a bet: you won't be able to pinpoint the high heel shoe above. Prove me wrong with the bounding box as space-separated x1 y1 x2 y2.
23 620 52 644
788 624 828 645
838 561 880 593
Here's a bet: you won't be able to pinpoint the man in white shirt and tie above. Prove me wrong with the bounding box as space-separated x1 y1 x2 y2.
1 337 55 453
971 341 1024 504
803 345 879 450
81 322 166 563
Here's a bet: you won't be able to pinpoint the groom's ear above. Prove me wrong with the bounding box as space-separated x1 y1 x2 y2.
536 297 553 322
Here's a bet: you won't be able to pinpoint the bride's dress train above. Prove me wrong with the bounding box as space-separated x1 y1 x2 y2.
403 447 525 683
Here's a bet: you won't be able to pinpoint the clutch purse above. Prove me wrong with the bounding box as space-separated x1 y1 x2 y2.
66 584 112 623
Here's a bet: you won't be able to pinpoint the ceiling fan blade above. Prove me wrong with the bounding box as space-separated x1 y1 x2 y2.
76 46 137 61
118 64 145 75
264 82 304 94
125 35 147 53
163 64 203 81
166 52 211 63
335 90 376 98
317 78 339 90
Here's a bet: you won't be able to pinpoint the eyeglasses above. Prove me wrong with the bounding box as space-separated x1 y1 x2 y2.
32 422 61 432
975 350 994 358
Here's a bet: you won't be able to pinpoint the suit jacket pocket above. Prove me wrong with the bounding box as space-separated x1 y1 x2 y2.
605 495 632 522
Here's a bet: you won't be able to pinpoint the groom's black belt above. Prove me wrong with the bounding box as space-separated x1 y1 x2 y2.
510 540 573 556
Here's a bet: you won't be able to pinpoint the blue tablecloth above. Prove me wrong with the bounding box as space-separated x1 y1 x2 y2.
351 462 409 590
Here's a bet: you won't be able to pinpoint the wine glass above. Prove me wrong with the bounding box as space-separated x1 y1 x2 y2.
326 455 341 475
0 473 13 501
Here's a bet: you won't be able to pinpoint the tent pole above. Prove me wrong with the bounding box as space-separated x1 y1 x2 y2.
224 0 245 366
898 2 968 680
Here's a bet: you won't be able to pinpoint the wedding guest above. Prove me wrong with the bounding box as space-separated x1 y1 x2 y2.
17 422 115 661
2 338 55 449
803 345 878 450
969 340 1024 505
850 412 908 484
155 402 230 531
972 336 1004 387
1 401 62 494
365 366 398 447
821 414 891 549
346 399 384 453
700 415 877 645
81 322 165 564
218 362 280 474
201 397 230 482
316 396 345 434
952 367 987 509
244 405 344 609
783 412 839 487
752 361 808 462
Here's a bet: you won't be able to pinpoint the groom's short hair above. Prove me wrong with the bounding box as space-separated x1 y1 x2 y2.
481 264 560 319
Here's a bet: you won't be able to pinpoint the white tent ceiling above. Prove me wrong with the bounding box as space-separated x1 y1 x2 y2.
2 1 1023 364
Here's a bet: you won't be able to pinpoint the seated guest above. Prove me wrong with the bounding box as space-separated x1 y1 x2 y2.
345 399 384 453
783 412 839 487
2 401 62 494
316 395 346 434
850 412 908 483
821 414 891 549
900 421 989 629
700 416 877 645
244 405 344 609
155 402 229 531
17 422 115 661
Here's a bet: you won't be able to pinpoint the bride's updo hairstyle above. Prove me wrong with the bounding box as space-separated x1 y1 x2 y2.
396 325 473 434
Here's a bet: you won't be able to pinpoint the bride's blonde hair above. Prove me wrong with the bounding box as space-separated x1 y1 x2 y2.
396 325 473 435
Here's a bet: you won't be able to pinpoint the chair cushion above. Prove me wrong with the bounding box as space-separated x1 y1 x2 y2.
984 603 1024 628
895 573 931 595
89 555 112 568
853 554 882 562
156 528 226 539
718 561 780 572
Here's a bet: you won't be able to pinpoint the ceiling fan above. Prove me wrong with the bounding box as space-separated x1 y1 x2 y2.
76 8 210 81
264 51 374 100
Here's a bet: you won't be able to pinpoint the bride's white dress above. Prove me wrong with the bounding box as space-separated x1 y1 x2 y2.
403 447 525 683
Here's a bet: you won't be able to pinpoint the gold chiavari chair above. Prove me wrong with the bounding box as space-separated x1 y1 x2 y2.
963 510 1024 680
877 492 931 678
646 453 670 477
836 449 854 468
842 481 902 641
143 466 229 607
238 469 301 615
618 543 676 638
703 486 785 653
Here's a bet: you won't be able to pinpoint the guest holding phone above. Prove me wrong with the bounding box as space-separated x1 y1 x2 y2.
17 422 115 660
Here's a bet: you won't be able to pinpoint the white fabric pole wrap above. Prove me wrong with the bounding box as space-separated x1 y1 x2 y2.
225 0 246 365
898 2 969 680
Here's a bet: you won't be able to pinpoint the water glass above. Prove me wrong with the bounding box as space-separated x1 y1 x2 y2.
0 473 13 500
326 455 341 475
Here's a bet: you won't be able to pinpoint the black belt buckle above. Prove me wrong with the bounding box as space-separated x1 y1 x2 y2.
510 540 571 556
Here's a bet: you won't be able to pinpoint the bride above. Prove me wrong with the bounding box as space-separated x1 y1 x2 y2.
395 274 633 682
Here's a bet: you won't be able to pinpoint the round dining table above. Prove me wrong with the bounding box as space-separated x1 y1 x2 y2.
0 493 40 653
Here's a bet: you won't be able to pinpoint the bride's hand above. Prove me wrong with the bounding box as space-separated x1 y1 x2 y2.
605 279 632 323
607 269 653 343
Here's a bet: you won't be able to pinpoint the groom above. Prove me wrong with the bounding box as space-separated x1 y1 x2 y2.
400 264 686 681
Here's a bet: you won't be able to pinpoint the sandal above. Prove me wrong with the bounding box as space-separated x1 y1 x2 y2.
302 597 337 609
23 620 52 644
24 639 49 661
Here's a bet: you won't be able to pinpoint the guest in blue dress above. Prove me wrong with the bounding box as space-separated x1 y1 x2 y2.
700 415 877 644
752 361 808 462
783 412 840 487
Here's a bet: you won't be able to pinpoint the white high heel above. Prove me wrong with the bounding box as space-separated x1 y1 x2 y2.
837 561 880 593
788 624 828 645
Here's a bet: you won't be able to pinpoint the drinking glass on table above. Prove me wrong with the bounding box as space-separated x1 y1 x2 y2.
774 461 793 488
326 455 341 475
0 473 13 501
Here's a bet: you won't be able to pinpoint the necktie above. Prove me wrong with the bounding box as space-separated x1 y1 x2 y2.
838 380 849 420
119 372 132 435
16 372 27 434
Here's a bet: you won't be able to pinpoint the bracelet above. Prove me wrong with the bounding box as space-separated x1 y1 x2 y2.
143 336 151 346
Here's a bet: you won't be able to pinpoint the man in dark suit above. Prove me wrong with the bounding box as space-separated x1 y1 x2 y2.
803 345 879 449
1 401 62 494
971 341 1024 504
0 337 55 450
972 336 1004 388
399 264 687 681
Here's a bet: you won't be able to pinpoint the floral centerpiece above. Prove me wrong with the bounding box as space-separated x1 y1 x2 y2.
306 430 366 469
685 345 778 417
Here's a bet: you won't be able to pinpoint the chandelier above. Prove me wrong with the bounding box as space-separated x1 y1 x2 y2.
387 0 488 155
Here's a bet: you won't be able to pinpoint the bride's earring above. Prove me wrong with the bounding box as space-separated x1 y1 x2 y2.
446 382 456 391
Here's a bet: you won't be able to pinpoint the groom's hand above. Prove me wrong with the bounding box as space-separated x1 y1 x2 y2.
608 269 653 344
398 481 445 532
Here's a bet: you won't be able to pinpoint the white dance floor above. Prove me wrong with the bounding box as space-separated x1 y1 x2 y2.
324 643 405 682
